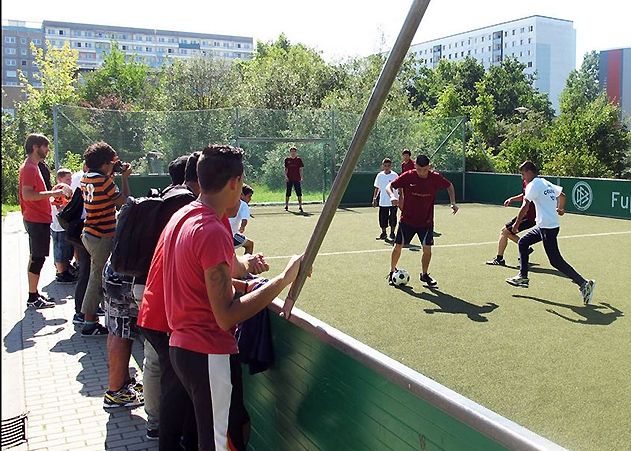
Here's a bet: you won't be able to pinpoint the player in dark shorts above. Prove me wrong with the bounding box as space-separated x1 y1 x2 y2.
284 146 304 213
486 180 536 266
386 154 458 288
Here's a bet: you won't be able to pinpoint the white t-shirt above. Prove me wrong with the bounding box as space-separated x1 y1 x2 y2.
51 204 64 232
229 200 251 235
373 170 399 207
524 177 563 229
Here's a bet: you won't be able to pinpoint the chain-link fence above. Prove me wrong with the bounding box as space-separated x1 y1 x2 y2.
54 106 465 202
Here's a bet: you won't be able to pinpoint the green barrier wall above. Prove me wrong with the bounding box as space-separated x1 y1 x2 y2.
242 305 561 451
113 175 172 197
465 172 631 220
340 172 464 206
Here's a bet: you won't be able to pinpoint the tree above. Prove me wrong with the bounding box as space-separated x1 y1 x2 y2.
559 51 600 114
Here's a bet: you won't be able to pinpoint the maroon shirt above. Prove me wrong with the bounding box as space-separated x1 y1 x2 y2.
284 157 304 182
401 160 415 173
391 170 451 227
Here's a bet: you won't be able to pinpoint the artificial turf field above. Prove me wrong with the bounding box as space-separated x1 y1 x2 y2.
246 202 630 451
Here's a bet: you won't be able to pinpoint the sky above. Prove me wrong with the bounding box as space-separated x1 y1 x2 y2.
3 0 630 68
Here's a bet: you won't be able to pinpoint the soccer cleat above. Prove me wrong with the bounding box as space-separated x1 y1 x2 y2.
486 257 506 266
420 273 438 287
81 323 108 337
103 386 144 409
376 232 387 240
387 271 395 286
72 312 85 324
56 271 77 284
389 231 396 241
580 280 596 305
506 274 529 288
27 295 55 309
284 206 288 211
299 207 304 213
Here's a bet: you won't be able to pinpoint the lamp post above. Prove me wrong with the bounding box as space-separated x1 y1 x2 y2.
515 106 529 134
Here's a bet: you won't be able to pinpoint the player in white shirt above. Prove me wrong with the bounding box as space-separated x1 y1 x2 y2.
506 161 595 304
229 184 254 254
373 158 399 241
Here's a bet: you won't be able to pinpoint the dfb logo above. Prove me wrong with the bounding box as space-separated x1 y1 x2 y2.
572 181 593 211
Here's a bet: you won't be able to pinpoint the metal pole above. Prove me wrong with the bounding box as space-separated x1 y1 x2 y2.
52 105 60 170
462 117 466 201
282 0 432 318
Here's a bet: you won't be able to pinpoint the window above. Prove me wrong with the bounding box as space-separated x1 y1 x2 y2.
122 45 128 50
527 62 532 67
528 50 531 56
20 37 27 44
6 59 17 66
5 36 16 43
461 51 464 57
528 38 532 44
145 47 151 52
481 36 484 42
73 30 81 36
21 60 27 66
511 30 515 35
512 41 515 47
33 39 41 45
5 48 17 55
86 31 93 37
488 45 491 51
520 51 523 57
167 48 173 53
59 30 64 35
6 70 17 77
529 25 534 32
76 42 82 48
504 31 507 37
22 70 28 76
21 49 27 55
521 27 525 33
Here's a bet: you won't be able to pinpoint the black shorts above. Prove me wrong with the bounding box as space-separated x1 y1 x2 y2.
23 220 51 259
286 181 302 197
505 217 536 235
395 222 434 246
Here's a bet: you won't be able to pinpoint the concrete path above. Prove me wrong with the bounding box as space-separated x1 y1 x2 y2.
1 212 157 451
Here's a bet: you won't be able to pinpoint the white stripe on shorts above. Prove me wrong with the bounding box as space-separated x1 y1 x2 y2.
207 354 232 451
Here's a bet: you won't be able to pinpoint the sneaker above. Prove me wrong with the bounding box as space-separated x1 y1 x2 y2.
81 323 108 337
389 231 396 241
127 377 143 396
420 273 438 287
96 307 105 316
387 271 395 286
506 274 529 288
486 257 506 266
299 207 304 213
72 312 85 324
284 206 288 211
376 232 387 240
580 280 596 305
146 428 159 441
56 271 77 284
27 295 55 309
103 386 144 409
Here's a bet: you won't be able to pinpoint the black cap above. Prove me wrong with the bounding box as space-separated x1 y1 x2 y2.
416 154 430 167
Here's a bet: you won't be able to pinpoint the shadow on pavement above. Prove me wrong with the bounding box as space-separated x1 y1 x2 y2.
3 310 67 353
105 411 156 450
399 286 499 322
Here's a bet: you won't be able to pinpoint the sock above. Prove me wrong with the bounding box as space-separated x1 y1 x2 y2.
497 255 504 260
28 292 38 301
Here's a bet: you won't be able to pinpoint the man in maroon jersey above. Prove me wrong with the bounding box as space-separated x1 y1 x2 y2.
485 179 536 266
386 154 458 288
401 149 415 173
284 146 304 213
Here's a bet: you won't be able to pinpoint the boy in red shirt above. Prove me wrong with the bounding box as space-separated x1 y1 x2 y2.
284 146 304 212
401 148 415 173
163 144 306 451
18 133 65 308
386 154 458 288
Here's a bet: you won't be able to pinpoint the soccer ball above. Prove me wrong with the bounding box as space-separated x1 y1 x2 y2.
391 268 410 287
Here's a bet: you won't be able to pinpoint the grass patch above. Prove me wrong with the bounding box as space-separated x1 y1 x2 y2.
247 203 631 451
2 204 20 217
247 185 325 203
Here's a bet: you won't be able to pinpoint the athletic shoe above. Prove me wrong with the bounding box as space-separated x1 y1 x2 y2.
284 206 288 211
299 207 304 213
420 273 438 287
506 274 529 288
580 280 596 305
69 262 80 278
389 231 396 241
81 323 108 337
72 312 85 324
127 377 143 396
103 386 144 409
376 232 387 240
56 271 77 284
387 271 395 286
146 429 159 441
486 257 506 266
27 295 55 309
96 307 105 316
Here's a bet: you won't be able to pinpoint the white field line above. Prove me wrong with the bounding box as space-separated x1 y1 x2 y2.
265 230 631 260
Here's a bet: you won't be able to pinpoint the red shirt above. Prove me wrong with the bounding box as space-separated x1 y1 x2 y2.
137 230 169 333
284 156 304 182
401 160 415 173
19 158 52 223
522 180 536 221
391 170 451 227
164 201 237 355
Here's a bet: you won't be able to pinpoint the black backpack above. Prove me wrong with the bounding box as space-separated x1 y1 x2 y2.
57 187 84 231
110 186 195 278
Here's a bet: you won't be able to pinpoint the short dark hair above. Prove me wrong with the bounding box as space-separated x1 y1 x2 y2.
168 155 189 185
84 141 116 172
197 145 244 193
416 154 430 167
289 146 297 152
24 134 49 155
184 151 201 183
402 149 411 156
57 168 72 178
382 158 392 165
242 184 254 196
519 160 539 174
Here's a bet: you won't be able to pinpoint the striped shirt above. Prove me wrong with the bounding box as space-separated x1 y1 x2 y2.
81 172 121 238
